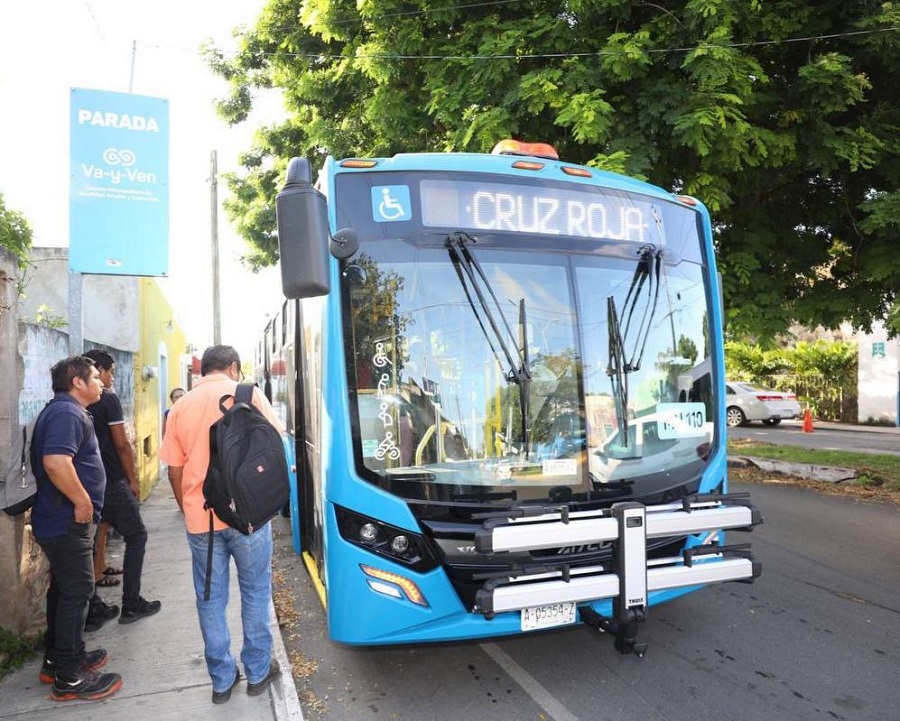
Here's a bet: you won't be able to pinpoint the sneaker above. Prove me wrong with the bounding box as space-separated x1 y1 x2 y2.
51 669 123 702
246 659 280 697
211 667 240 705
119 597 161 624
40 649 108 684
84 602 120 632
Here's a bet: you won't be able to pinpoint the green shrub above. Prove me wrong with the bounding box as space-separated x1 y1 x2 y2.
725 339 858 421
0 627 42 682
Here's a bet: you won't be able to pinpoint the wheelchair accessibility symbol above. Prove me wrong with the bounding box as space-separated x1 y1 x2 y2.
371 185 411 223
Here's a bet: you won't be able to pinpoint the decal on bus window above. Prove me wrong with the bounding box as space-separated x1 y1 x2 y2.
372 342 400 461
372 185 412 223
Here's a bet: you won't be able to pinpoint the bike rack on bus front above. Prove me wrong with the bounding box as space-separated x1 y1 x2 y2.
472 494 762 656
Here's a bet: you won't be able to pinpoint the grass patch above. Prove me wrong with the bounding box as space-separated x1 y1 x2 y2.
0 627 42 682
728 438 900 491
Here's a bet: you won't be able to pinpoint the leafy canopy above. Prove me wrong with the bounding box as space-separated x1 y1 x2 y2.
0 193 33 270
207 0 900 340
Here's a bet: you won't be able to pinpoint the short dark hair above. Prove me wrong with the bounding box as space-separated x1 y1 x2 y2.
200 345 240 376
51 356 96 392
169 387 186 401
83 348 115 371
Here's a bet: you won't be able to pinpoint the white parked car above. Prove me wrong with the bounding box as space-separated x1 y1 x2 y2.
725 382 802 427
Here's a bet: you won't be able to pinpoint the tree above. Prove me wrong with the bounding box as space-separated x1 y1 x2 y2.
0 193 32 269
207 0 900 339
725 338 857 420
0 193 33 306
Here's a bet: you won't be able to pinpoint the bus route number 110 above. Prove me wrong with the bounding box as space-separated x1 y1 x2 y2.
657 402 707 439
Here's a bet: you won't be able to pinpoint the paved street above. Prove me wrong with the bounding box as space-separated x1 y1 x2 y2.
273 480 900 721
728 420 900 456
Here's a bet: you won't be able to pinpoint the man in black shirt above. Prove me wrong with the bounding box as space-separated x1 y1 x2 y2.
83 350 161 626
32 355 123 701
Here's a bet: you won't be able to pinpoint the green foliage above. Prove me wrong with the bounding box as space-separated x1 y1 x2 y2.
0 193 33 304
33 304 68 329
0 193 33 269
208 1 900 339
0 627 41 681
725 338 858 420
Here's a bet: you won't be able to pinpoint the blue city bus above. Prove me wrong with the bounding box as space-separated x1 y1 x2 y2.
260 140 761 654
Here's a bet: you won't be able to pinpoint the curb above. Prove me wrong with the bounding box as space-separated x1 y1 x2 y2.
728 455 858 484
778 420 900 435
269 598 305 721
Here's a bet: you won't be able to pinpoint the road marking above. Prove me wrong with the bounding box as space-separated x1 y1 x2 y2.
479 642 579 721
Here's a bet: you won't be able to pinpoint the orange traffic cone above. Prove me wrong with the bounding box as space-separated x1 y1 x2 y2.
802 408 814 433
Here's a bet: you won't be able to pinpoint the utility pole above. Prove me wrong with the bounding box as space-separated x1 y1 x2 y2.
129 40 136 92
210 150 221 345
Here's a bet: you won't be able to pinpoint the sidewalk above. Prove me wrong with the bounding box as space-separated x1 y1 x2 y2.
779 418 900 435
0 484 304 721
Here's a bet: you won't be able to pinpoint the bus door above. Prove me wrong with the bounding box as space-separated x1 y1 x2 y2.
295 297 326 579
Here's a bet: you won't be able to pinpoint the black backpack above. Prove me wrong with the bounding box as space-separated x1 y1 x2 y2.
2 402 53 516
201 383 289 599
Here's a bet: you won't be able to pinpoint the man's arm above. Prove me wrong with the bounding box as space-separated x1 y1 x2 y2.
167 465 185 514
43 454 94 524
109 423 139 497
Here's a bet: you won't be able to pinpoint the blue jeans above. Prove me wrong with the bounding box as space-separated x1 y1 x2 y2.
186 523 273 692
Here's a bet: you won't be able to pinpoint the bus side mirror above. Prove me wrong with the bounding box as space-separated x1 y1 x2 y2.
276 157 331 299
330 228 360 260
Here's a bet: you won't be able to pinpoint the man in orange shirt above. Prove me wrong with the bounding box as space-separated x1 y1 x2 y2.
159 345 285 705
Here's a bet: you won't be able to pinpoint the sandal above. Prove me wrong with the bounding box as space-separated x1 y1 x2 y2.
96 575 121 587
103 566 123 576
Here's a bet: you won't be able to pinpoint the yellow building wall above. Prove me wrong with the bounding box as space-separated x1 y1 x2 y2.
133 279 187 498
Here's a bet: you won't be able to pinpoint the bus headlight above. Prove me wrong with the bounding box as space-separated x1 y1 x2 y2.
390 535 410 554
335 505 439 573
359 523 379 543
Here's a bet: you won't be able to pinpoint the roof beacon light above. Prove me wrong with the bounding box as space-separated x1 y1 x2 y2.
491 139 559 161
340 159 379 168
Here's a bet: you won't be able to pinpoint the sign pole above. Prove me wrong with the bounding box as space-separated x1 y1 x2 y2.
68 270 84 355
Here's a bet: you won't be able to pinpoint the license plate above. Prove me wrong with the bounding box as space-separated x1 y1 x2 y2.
521 602 577 631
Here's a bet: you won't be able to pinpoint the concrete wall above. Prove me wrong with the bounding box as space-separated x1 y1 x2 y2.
857 322 899 425
0 250 49 636
1 249 189 634
19 247 139 352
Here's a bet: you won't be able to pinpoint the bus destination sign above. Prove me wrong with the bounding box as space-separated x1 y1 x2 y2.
421 179 653 242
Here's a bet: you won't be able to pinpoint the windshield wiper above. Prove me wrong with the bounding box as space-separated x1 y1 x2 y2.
607 295 629 446
620 244 662 373
607 244 663 448
446 233 532 454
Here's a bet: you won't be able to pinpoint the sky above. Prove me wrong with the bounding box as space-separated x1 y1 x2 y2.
0 0 285 359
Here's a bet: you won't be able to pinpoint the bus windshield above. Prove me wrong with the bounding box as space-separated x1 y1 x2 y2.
337 171 715 506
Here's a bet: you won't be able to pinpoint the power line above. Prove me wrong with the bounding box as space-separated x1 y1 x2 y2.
145 0 529 48
82 0 108 48
325 0 525 25
141 25 899 62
